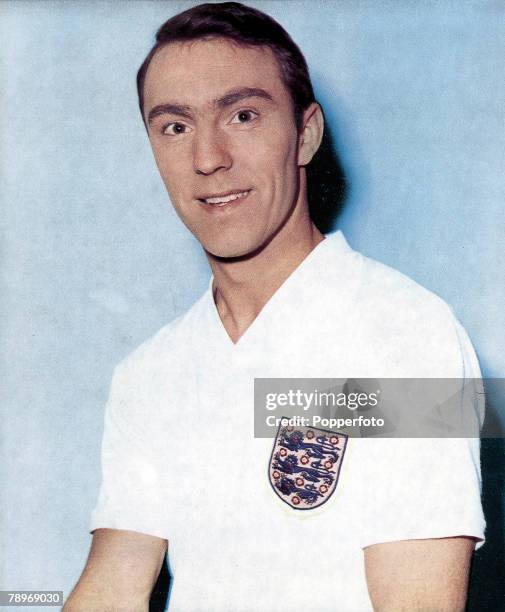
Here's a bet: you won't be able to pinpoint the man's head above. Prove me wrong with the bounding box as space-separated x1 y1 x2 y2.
138 2 323 258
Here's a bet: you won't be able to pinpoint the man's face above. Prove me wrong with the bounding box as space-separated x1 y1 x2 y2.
143 38 304 258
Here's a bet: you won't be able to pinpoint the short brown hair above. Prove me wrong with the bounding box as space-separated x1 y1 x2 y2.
136 1 315 130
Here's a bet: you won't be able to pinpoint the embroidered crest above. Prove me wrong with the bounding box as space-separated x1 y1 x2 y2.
269 423 348 510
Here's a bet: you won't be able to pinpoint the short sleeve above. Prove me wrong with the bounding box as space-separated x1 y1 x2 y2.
358 437 485 549
89 365 170 540
358 316 486 550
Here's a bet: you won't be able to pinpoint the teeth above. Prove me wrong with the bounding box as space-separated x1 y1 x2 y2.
204 191 249 205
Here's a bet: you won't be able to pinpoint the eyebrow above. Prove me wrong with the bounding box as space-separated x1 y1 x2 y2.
147 87 274 125
215 87 274 108
147 103 192 125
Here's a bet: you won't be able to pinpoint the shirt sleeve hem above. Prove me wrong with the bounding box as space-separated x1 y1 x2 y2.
89 516 170 542
360 525 486 551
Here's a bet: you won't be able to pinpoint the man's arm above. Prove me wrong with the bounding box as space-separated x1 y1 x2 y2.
364 537 476 612
63 528 167 612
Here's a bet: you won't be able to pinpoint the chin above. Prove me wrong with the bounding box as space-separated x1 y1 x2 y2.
200 232 267 261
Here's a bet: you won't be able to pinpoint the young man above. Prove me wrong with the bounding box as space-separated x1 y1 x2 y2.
65 3 485 611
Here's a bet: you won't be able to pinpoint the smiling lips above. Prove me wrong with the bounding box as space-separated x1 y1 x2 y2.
199 190 251 207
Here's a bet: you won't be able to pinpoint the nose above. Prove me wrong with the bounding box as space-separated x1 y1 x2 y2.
193 127 232 176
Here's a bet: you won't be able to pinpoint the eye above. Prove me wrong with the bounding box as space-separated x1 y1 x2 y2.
162 122 191 136
230 109 259 124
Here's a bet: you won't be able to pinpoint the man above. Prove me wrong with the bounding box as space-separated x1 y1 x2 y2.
65 3 484 611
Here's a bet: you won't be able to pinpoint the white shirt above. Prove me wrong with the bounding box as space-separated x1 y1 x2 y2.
91 231 485 612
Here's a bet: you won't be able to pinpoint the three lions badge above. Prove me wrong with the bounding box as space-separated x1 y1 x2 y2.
269 423 348 510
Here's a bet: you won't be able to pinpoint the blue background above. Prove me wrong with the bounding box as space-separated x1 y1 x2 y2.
1 0 504 606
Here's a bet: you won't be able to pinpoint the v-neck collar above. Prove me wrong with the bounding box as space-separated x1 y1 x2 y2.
205 232 347 350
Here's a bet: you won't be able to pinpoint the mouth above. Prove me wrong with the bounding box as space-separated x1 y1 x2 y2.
197 189 252 208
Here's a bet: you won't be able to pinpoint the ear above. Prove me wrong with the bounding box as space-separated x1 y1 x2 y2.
297 102 324 167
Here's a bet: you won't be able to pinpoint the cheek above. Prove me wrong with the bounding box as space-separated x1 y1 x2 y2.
243 126 298 185
265 134 300 201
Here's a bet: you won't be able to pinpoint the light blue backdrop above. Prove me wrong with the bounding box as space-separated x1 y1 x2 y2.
1 0 504 602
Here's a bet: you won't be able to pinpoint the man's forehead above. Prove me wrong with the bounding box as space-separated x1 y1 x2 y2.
143 38 286 111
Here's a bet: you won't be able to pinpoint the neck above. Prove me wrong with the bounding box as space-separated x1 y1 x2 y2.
206 181 324 343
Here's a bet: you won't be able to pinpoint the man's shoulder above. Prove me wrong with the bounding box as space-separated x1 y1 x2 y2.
326 232 456 323
325 235 474 377
114 287 210 378
357 250 453 318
